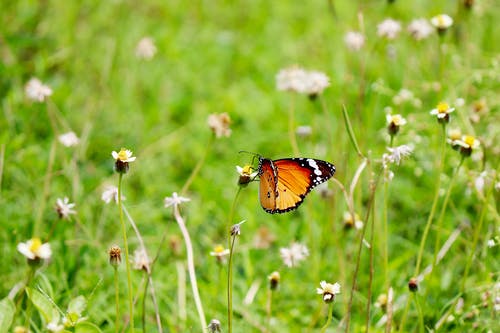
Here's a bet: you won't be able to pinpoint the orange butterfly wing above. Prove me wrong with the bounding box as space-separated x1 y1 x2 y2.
258 159 279 212
258 157 336 214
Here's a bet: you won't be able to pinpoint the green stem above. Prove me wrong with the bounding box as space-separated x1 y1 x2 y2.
460 183 492 292
181 136 213 196
227 234 237 333
431 156 465 271
288 94 299 155
383 181 389 288
320 303 334 333
114 267 120 333
414 124 447 276
34 139 57 236
118 173 135 332
227 188 241 333
266 288 273 333
414 294 425 333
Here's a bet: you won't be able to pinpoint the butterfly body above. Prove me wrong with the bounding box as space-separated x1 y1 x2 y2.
257 157 336 214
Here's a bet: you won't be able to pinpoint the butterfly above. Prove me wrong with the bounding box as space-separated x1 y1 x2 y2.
257 157 336 214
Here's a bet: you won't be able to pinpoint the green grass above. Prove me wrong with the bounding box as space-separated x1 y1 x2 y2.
1 0 499 332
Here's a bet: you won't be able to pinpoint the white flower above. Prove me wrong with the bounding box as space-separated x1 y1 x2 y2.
58 131 80 147
316 281 341 303
344 31 365 51
302 71 330 96
101 185 124 204
276 66 309 92
343 211 363 230
452 135 480 150
112 148 136 163
474 171 487 193
487 239 496 248
280 242 309 267
207 113 231 138
407 19 433 40
209 245 230 258
132 248 151 272
164 192 190 208
135 37 157 60
377 19 401 40
386 114 407 126
55 197 76 219
383 145 413 165
17 238 52 260
236 165 258 179
431 14 453 30
25 78 52 102
430 102 455 121
276 67 330 95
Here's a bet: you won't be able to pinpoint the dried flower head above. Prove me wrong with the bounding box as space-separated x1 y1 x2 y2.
430 102 455 124
58 132 80 147
132 248 151 272
344 31 365 51
25 77 52 102
55 197 77 220
407 19 433 40
112 148 136 173
236 165 257 186
207 319 221 333
109 245 122 267
386 114 407 136
135 37 157 60
316 281 341 303
280 242 309 267
377 18 401 40
383 145 413 165
231 220 246 236
208 113 232 138
452 135 480 157
101 185 124 204
431 14 453 34
164 192 190 208
18 237 52 262
268 271 281 290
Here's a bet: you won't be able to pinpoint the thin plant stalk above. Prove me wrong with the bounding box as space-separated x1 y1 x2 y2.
227 234 237 333
181 136 213 196
173 202 207 332
288 94 300 155
414 294 425 333
320 303 334 333
118 173 135 332
365 195 376 333
34 139 57 236
382 181 389 286
227 188 241 333
431 156 465 271
345 166 380 333
414 123 447 276
123 205 163 333
460 184 492 292
114 266 120 333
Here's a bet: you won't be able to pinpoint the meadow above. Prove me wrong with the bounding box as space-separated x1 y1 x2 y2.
1 0 499 332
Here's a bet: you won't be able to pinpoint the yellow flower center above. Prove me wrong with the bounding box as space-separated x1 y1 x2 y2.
241 165 253 176
437 16 446 26
464 135 476 147
437 102 450 113
213 245 226 254
29 238 42 253
117 148 129 161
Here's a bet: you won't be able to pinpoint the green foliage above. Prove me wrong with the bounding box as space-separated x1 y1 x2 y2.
0 298 15 333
